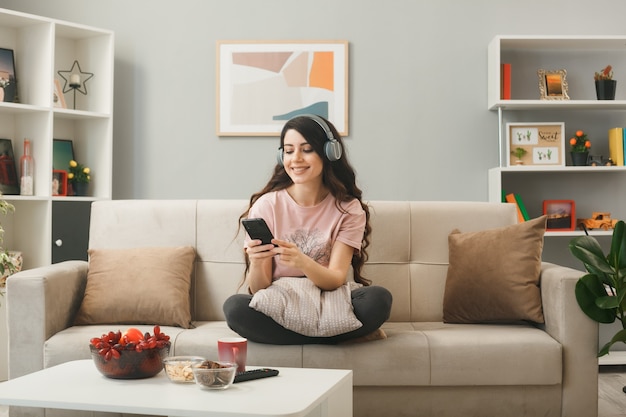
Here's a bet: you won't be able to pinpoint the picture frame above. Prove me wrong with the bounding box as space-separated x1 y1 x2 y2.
505 122 565 167
0 138 19 195
52 139 75 171
217 40 348 136
538 69 569 100
53 79 66 109
543 200 576 231
0 48 17 103
52 170 68 196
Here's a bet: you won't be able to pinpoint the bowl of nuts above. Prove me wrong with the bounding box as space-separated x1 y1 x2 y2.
192 360 237 390
162 356 206 383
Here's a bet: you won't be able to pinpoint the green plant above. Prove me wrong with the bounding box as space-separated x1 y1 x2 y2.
0 78 9 89
0 194 18 292
511 147 527 160
594 65 614 81
569 220 626 356
569 130 591 153
68 160 91 184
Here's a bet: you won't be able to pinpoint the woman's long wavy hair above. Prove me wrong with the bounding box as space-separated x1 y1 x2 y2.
239 115 372 286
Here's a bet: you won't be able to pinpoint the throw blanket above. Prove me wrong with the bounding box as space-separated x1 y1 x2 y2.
249 277 363 337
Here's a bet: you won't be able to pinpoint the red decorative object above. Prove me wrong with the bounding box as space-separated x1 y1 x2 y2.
52 170 67 196
543 200 576 231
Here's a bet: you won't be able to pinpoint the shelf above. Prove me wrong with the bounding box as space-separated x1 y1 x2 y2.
489 99 626 112
492 166 626 173
488 35 626 109
545 230 613 237
0 102 49 114
495 35 626 51
0 7 113 269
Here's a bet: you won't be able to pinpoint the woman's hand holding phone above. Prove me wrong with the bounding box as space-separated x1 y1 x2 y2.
243 218 278 257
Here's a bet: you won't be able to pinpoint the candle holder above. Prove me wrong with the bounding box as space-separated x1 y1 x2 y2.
57 60 94 110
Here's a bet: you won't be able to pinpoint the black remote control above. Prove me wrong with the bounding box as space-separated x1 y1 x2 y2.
233 368 279 383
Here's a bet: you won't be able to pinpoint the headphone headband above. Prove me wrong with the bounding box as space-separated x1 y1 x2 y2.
276 114 343 165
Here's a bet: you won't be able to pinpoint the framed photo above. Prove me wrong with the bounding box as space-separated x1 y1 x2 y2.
53 139 74 171
0 48 17 103
217 40 348 136
505 122 565 167
53 79 66 109
0 138 19 195
538 69 569 100
52 170 68 196
543 200 576 231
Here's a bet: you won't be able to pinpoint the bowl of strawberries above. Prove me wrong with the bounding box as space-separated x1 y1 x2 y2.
89 325 170 379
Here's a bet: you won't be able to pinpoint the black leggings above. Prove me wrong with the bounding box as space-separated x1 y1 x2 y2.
223 285 393 345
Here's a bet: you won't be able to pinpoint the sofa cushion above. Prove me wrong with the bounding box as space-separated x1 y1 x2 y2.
73 246 196 328
422 322 561 386
443 216 546 324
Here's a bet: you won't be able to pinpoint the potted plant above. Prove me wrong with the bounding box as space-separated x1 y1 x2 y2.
569 220 626 356
0 193 22 291
511 147 528 165
568 130 591 166
594 65 616 100
67 159 91 196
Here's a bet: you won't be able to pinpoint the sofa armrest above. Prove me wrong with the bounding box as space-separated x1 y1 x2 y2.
540 261 598 417
6 260 88 379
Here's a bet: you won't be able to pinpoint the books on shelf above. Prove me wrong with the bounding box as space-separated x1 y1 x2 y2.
500 63 511 100
504 192 529 223
608 127 625 166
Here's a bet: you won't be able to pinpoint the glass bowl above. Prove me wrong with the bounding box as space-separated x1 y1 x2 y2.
191 360 237 390
162 356 206 383
89 343 170 379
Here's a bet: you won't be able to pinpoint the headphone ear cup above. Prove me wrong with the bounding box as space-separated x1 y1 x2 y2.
325 140 343 162
277 148 284 166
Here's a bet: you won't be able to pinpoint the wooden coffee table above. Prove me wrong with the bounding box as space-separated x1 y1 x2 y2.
0 360 352 417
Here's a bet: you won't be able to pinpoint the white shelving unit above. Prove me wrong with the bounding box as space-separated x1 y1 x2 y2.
488 35 626 228
0 8 113 270
488 35 626 362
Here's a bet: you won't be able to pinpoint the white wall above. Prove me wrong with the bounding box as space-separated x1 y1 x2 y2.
3 0 624 203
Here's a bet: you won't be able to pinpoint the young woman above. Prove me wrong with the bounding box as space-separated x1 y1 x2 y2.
223 115 392 344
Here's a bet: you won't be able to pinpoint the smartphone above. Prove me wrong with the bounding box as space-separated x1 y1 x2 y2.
242 218 276 246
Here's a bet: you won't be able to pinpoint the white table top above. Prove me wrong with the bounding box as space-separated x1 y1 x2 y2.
0 360 352 417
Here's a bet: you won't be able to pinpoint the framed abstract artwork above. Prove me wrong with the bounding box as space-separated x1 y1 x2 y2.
217 40 348 136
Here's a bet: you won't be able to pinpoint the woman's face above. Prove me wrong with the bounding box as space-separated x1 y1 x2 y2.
282 129 324 186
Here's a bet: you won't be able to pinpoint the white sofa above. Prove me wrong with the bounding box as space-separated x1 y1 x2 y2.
6 200 598 417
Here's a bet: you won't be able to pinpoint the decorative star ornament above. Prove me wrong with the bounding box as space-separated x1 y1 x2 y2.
57 60 94 95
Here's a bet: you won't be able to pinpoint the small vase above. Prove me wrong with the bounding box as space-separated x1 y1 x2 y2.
73 182 89 196
595 80 617 100
0 88 4 102
571 151 589 166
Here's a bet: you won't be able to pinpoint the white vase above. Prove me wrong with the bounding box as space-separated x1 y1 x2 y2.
0 88 4 102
